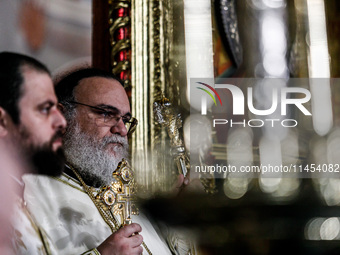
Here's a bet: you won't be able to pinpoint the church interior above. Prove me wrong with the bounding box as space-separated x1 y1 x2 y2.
1 0 340 254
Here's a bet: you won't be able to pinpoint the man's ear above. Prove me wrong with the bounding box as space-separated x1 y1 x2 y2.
0 107 9 137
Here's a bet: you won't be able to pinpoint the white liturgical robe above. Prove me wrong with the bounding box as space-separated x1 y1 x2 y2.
23 173 173 255
12 196 58 255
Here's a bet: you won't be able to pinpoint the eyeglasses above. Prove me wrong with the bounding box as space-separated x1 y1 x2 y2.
68 101 138 135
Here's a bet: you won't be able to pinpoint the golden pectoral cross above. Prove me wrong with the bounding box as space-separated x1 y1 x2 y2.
112 159 139 225
117 185 133 225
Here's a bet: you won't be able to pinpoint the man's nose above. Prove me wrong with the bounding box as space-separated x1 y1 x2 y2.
53 108 67 130
110 118 128 137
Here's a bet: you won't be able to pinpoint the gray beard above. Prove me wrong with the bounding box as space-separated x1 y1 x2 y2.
63 123 129 187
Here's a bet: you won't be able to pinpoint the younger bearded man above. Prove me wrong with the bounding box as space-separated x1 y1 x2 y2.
0 51 67 254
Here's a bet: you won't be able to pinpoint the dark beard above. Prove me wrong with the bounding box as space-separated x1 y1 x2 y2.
31 146 65 177
19 128 66 177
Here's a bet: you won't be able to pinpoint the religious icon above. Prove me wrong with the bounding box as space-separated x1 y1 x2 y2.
213 0 243 77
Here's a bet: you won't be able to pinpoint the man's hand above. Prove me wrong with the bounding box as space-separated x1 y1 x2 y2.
174 174 207 195
169 174 189 196
97 223 143 255
175 174 189 189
